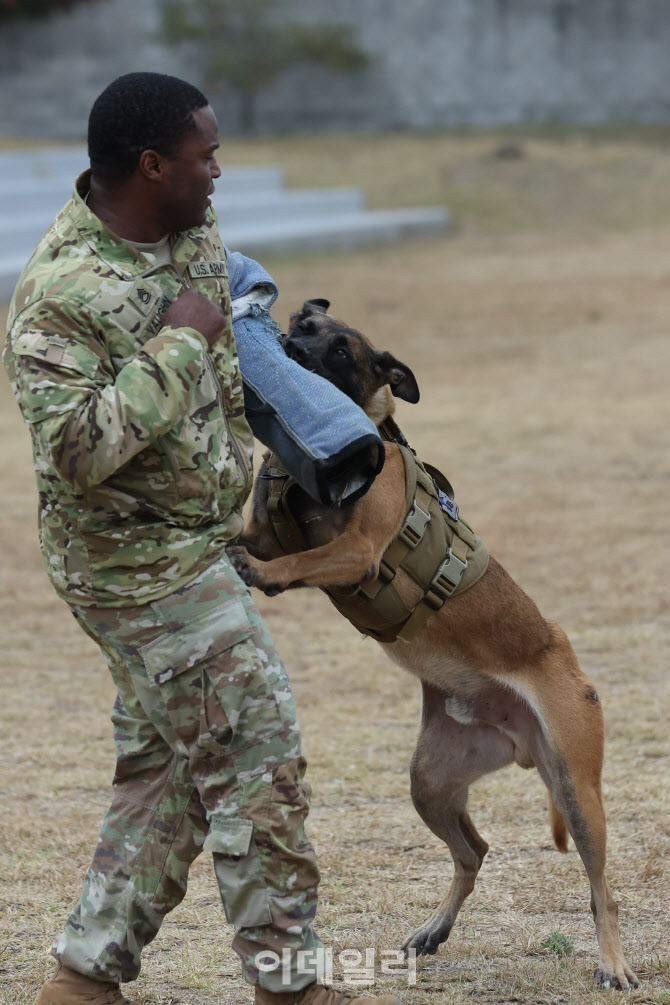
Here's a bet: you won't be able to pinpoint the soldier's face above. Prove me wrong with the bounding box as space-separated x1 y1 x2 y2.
159 104 222 232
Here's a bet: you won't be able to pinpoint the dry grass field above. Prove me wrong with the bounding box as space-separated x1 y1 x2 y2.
1 131 669 1005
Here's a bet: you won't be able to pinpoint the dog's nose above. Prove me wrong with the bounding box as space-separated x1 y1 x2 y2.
283 335 310 366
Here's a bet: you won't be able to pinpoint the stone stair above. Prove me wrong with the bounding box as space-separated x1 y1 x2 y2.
0 147 449 300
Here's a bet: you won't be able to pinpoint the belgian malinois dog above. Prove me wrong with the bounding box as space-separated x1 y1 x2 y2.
228 299 638 991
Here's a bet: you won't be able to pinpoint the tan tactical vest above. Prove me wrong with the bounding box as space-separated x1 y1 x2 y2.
263 418 489 643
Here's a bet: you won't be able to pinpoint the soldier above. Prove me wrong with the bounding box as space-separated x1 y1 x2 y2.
3 73 401 1005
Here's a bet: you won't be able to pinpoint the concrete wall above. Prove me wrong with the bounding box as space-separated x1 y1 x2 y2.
2 0 670 138
261 0 670 131
0 0 193 138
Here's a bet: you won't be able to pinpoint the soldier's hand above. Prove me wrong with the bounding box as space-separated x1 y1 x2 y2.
162 289 226 350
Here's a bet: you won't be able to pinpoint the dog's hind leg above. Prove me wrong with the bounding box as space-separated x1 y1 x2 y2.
517 626 639 990
402 683 514 957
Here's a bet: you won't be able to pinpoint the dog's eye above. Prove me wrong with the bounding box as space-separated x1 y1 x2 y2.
336 348 347 357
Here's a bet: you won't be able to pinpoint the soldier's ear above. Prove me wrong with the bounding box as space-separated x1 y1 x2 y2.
289 298 331 331
138 148 169 182
373 351 420 403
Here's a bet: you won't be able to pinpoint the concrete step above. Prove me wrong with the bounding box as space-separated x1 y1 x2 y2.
0 254 31 301
223 206 450 256
0 166 288 217
0 147 285 192
0 147 89 182
0 206 449 300
211 186 365 226
0 148 449 302
0 184 72 218
0 207 449 302
0 187 366 242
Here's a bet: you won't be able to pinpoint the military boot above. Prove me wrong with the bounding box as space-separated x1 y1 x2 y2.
255 983 403 1005
34 964 136 1005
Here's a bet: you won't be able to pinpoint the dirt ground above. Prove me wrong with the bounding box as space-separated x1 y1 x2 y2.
1 147 669 1005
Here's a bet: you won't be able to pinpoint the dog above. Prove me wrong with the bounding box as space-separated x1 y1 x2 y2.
228 299 638 991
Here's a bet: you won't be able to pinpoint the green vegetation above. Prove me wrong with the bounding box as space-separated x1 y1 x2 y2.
540 932 574 958
160 0 370 133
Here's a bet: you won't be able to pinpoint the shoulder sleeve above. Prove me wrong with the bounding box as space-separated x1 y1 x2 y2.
4 297 209 490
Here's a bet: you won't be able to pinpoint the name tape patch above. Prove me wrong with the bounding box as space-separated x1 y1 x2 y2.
146 293 173 337
188 260 227 279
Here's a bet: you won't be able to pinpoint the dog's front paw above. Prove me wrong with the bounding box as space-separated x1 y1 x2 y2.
401 917 453 957
227 546 284 596
227 545 262 587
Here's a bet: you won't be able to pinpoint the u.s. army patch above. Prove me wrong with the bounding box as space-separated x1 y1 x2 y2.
188 260 227 279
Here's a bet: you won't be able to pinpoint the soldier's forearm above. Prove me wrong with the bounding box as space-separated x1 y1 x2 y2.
34 328 210 490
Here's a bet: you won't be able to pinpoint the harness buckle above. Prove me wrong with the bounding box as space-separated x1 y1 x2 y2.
398 498 431 549
378 559 396 585
425 548 468 607
267 494 283 515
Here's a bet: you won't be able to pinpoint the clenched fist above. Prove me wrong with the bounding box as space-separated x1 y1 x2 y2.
162 288 226 349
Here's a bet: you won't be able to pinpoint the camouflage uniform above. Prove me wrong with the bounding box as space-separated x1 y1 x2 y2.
3 173 323 991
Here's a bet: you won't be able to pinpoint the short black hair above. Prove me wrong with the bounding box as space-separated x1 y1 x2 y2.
88 72 209 184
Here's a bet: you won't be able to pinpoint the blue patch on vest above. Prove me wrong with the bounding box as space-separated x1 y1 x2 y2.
437 487 459 521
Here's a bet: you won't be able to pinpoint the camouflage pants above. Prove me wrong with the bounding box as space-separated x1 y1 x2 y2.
52 552 323 991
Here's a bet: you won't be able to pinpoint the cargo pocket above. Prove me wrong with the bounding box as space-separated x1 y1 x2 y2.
140 596 283 755
205 816 272 927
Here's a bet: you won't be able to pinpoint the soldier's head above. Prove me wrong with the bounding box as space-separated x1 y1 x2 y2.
88 72 221 233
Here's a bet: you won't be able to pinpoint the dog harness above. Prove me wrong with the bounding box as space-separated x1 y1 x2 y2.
262 417 489 644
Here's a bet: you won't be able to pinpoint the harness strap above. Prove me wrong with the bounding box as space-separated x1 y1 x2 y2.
261 419 488 645
395 543 470 641
357 443 431 601
348 438 473 640
264 454 309 554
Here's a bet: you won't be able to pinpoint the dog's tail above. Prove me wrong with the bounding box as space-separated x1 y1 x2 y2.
548 792 569 853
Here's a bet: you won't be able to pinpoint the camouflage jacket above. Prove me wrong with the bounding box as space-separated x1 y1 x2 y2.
3 171 255 607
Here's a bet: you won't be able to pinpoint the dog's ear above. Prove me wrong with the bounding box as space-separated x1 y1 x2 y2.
374 351 420 403
289 298 331 330
302 298 330 314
